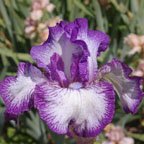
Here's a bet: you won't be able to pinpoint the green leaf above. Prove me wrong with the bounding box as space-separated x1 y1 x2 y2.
1 55 10 66
25 111 48 143
117 114 141 127
73 0 93 17
0 107 5 133
0 0 13 42
110 0 127 13
50 132 65 144
0 67 8 79
17 53 33 62
130 0 139 14
0 48 33 63
121 14 130 25
127 132 144 142
92 0 105 31
0 48 18 64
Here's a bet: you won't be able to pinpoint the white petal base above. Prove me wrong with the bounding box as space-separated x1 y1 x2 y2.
35 81 115 137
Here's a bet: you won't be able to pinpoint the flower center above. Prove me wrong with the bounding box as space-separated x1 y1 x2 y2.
69 82 83 90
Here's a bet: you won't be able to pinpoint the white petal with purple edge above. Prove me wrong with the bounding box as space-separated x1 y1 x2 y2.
86 30 110 82
35 81 115 137
99 59 143 114
0 63 46 116
30 42 62 68
30 18 110 83
59 34 82 80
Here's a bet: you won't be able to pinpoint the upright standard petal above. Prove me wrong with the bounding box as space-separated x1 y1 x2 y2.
0 63 46 116
35 81 115 137
30 41 62 69
86 30 110 81
30 20 72 70
30 18 110 83
65 18 110 82
99 59 143 114
48 53 68 87
87 30 110 56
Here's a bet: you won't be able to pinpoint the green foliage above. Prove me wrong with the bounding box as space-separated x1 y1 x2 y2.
0 0 144 143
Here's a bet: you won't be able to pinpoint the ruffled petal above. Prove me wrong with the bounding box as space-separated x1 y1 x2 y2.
30 20 70 70
30 20 83 81
70 19 110 82
86 30 110 81
66 19 110 82
87 30 110 56
30 40 62 69
35 81 115 137
48 53 68 87
30 18 110 83
99 59 143 114
0 63 46 116
59 33 83 81
48 21 67 41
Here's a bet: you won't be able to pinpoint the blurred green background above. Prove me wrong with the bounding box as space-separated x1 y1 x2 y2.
0 0 144 143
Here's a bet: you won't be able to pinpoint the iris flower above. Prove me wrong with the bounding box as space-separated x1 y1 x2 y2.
0 18 143 137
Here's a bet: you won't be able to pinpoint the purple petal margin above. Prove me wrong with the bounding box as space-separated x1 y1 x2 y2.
34 81 115 137
0 62 46 117
99 58 143 114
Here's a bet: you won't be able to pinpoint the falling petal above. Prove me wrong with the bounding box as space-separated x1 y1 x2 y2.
35 81 115 137
99 59 143 114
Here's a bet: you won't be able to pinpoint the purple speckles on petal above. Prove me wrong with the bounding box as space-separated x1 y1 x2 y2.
0 62 46 116
87 30 110 56
35 81 115 137
30 41 62 69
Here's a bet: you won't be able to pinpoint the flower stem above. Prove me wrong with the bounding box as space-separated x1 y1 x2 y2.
75 137 95 144
69 125 95 144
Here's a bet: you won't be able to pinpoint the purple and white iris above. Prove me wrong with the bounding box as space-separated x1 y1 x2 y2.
0 18 143 137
